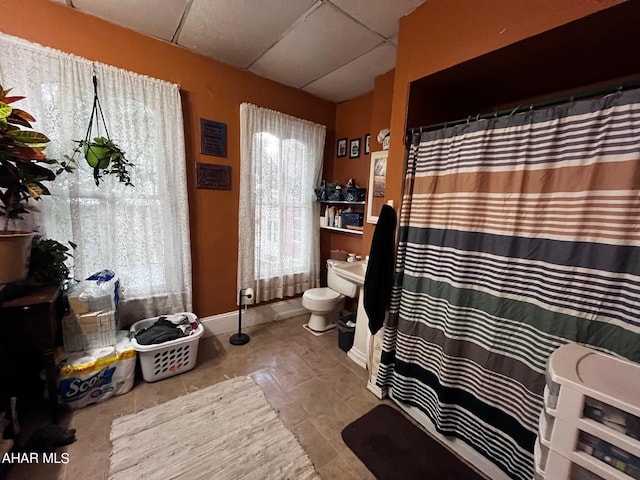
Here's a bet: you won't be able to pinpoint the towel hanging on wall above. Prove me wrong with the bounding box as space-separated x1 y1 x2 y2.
364 204 397 334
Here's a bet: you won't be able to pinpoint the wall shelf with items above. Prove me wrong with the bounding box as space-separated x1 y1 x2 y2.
320 225 363 235
317 201 365 235
316 186 366 235
317 200 365 205
535 343 640 480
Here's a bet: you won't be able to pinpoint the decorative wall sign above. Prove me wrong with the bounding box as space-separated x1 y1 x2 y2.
200 118 227 157
364 133 371 154
196 163 231 190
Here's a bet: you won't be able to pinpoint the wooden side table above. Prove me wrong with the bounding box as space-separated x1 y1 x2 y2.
0 284 63 423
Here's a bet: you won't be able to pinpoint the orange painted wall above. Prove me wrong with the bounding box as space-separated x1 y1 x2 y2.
362 70 395 251
320 93 372 271
385 0 626 209
1 0 336 317
313 68 395 281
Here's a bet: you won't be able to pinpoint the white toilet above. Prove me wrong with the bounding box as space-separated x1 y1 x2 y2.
303 259 357 333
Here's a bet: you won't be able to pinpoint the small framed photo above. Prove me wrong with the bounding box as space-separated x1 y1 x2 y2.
364 133 371 154
349 138 361 158
337 138 347 158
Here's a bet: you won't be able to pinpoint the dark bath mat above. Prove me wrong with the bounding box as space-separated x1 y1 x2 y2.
342 404 486 480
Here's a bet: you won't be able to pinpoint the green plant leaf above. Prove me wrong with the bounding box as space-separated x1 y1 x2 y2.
25 182 44 199
10 130 50 145
0 102 11 120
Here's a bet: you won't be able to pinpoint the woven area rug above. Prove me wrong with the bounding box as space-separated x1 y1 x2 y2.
109 376 319 480
342 405 486 480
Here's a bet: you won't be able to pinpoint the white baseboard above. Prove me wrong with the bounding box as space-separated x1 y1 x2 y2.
199 297 306 337
366 381 387 399
390 389 510 480
347 347 368 369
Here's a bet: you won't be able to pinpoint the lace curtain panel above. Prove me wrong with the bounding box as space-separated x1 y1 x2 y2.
238 103 325 303
0 33 192 323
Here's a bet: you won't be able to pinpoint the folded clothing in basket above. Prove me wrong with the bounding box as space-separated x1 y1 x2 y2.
134 314 198 345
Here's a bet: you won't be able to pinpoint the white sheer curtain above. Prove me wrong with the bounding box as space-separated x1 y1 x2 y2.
239 103 325 303
0 33 191 323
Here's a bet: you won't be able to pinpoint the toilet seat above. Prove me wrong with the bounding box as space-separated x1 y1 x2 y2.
303 287 342 302
302 288 343 313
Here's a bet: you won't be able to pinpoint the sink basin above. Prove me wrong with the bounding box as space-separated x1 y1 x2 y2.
333 261 367 287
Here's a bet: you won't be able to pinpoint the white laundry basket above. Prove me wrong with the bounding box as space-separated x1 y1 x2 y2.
130 313 204 382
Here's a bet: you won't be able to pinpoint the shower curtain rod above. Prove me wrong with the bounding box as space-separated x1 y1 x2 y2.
408 80 640 136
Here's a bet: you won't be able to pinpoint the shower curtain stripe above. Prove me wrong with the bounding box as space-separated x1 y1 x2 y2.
378 87 640 480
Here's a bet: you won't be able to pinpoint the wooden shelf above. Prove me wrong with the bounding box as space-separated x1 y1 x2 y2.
317 200 365 205
321 226 363 235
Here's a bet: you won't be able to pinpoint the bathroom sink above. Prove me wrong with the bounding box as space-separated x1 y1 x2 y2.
332 261 367 287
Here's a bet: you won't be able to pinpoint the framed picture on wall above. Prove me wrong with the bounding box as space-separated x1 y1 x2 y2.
364 133 370 154
349 138 361 158
337 138 347 158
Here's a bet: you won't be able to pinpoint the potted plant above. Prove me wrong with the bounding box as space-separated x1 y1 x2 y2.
65 75 134 187
28 236 75 285
68 136 134 187
0 84 72 284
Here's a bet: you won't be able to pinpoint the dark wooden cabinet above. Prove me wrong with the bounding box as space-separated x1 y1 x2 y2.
0 285 63 423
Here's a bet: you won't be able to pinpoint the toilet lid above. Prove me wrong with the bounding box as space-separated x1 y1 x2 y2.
304 287 342 302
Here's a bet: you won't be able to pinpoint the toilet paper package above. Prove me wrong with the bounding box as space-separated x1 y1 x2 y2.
66 269 120 317
56 330 136 410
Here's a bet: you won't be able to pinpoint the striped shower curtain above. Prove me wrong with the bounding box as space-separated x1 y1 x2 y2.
377 88 640 480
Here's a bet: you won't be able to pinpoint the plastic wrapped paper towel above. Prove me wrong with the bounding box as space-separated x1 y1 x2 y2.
66 269 120 316
57 330 135 410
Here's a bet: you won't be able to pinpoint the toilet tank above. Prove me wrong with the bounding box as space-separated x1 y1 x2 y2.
327 260 358 298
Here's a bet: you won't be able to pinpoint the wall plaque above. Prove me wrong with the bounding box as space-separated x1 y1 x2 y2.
200 118 227 157
196 163 231 190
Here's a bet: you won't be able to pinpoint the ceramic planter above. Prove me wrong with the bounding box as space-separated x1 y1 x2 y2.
0 231 35 284
83 143 111 169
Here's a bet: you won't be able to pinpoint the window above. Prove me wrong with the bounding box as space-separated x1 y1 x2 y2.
239 104 325 303
0 33 191 322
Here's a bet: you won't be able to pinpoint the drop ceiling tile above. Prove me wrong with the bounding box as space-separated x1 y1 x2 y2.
71 0 188 41
249 3 382 88
303 42 396 103
331 0 425 38
177 0 317 69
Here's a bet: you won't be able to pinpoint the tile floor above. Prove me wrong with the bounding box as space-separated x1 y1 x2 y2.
5 314 392 480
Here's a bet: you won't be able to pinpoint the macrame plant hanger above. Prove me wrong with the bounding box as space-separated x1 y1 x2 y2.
71 69 134 188
84 72 110 186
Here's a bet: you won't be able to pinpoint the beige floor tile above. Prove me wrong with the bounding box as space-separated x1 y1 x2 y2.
6 314 389 480
5 460 66 480
64 447 108 480
316 454 370 480
291 419 341 471
132 374 186 411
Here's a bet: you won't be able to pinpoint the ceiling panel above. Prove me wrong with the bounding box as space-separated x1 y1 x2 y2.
71 0 188 41
330 0 425 38
303 42 396 103
48 0 427 103
249 2 382 88
177 0 318 69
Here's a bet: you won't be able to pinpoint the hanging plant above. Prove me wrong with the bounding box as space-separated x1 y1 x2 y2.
66 74 134 187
